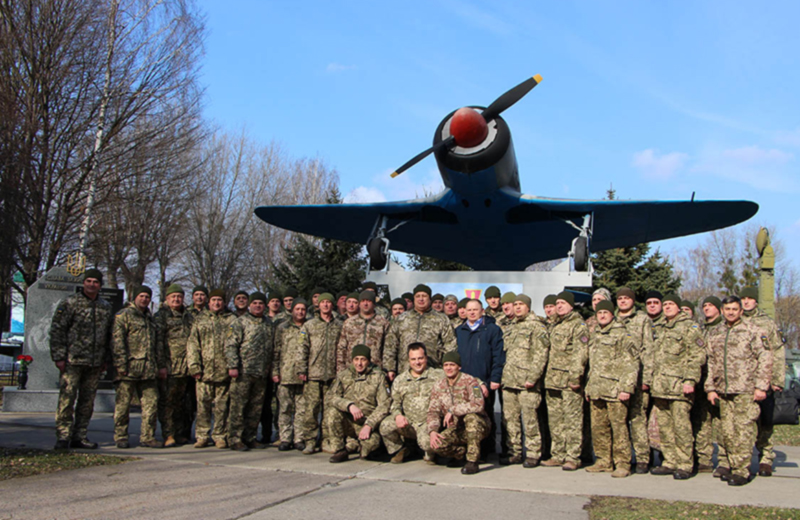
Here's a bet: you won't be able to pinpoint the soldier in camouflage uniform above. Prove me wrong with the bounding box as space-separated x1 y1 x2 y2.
273 298 308 450
258 290 284 444
50 268 114 450
695 296 725 474
233 290 249 317
336 290 390 374
154 284 194 447
327 344 391 462
740 286 786 477
282 287 298 313
112 285 166 448
225 292 274 451
484 286 504 321
391 298 407 318
542 291 589 470
187 289 236 449
648 294 706 480
583 288 611 333
362 281 390 319
298 293 343 453
343 292 360 321
615 287 654 473
431 293 445 313
444 294 459 326
457 298 469 323
496 292 517 333
500 294 550 467
384 284 458 381
381 343 445 463
427 351 489 474
181 285 209 441
706 295 772 486
585 300 639 478
542 294 558 327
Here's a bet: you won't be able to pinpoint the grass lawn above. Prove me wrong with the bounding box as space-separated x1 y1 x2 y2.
773 423 800 446
0 447 133 481
587 496 800 520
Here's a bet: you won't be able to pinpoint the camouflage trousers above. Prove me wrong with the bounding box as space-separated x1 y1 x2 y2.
277 384 305 444
545 388 584 464
502 388 542 459
196 380 230 443
300 380 332 450
228 375 267 444
325 407 382 456
757 392 775 464
720 393 760 478
628 386 650 465
380 417 430 454
590 399 631 470
691 391 724 467
653 397 693 472
157 376 190 440
114 379 158 443
432 413 489 463
55 365 102 441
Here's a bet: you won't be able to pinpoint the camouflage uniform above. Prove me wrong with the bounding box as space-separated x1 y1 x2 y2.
226 312 274 445
743 308 786 466
497 314 516 335
427 372 489 462
586 320 638 471
273 319 307 444
706 318 772 478
375 303 391 319
485 307 504 321
325 363 391 456
383 308 458 375
380 367 446 454
449 315 463 329
585 315 599 334
616 308 654 466
154 305 193 441
112 303 164 443
500 313 549 459
50 290 114 442
544 311 589 464
336 314 390 373
187 308 236 443
298 315 343 450
649 312 706 473
694 316 725 468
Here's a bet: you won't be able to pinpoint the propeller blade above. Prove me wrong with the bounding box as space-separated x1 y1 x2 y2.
390 136 455 178
481 74 542 122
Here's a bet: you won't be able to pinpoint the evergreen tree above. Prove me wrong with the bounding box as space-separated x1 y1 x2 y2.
406 255 472 271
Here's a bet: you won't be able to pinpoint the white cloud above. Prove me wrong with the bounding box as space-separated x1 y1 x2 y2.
691 145 797 192
775 127 800 147
344 186 387 203
632 149 689 180
326 63 356 73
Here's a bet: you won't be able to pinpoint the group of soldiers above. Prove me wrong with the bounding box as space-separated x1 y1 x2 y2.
49 268 785 483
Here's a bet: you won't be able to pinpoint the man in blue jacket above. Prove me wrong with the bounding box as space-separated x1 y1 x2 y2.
456 299 505 458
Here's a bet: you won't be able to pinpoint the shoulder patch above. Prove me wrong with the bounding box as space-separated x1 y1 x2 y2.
472 386 482 399
696 338 705 347
580 335 589 344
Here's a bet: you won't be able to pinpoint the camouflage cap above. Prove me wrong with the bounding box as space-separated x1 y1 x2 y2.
702 295 721 311
543 294 557 306
514 293 532 308
165 283 184 296
595 300 615 313
442 351 461 366
662 293 681 306
413 284 432 297
556 291 574 307
740 286 758 301
84 268 103 284
318 292 334 303
484 286 501 299
291 298 308 311
209 288 226 300
351 344 371 359
500 292 516 304
249 291 267 304
359 290 376 303
193 285 209 296
592 287 612 302
445 294 458 303
432 293 444 302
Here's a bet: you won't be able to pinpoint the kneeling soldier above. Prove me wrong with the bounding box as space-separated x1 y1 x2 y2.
327 345 391 462
585 301 638 478
380 342 445 464
427 351 490 475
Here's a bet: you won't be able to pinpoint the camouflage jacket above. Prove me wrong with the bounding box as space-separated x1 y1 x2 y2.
497 314 516 335
49 290 114 367
270 309 290 329
544 311 589 390
272 319 306 385
585 315 599 334
384 308 458 374
328 364 391 429
336 314 390 373
650 312 706 401
743 308 786 389
225 313 274 378
705 318 772 395
299 315 343 382
186 309 237 383
586 320 639 401
375 304 390 319
449 315 463 329
154 305 193 377
616 309 654 386
502 314 550 391
702 316 724 336
389 367 446 426
427 372 487 433
112 303 164 380
485 306 504 321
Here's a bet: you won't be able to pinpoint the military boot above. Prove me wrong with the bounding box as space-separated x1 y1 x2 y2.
194 438 212 448
230 441 249 452
728 474 749 486
611 467 630 478
758 463 773 477
141 439 164 449
585 462 613 473
713 466 731 479
215 438 228 449
329 450 349 463
70 439 98 449
390 446 409 464
302 441 316 455
54 440 70 451
461 461 479 475
522 457 540 468
650 465 674 476
499 455 523 465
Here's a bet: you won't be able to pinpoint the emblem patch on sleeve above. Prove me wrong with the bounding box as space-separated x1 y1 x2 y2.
580 335 589 344
696 338 705 347
473 386 482 399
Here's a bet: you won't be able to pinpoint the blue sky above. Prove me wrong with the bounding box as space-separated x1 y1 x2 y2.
197 0 800 270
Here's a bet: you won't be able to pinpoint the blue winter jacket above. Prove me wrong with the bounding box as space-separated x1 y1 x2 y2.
456 318 505 385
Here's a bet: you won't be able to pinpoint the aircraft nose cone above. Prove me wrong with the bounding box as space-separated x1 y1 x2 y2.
450 107 488 148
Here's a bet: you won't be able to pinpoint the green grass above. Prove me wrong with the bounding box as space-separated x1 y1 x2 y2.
773 424 800 446
0 447 133 481
587 496 800 520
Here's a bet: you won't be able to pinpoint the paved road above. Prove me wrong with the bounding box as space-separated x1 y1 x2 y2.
1 412 799 519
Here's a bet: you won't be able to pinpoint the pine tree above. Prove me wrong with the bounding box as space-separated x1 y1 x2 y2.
406 255 472 271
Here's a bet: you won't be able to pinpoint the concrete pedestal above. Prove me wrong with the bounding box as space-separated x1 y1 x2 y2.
2 388 116 412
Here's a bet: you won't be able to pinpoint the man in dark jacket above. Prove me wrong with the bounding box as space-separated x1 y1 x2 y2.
456 299 505 457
